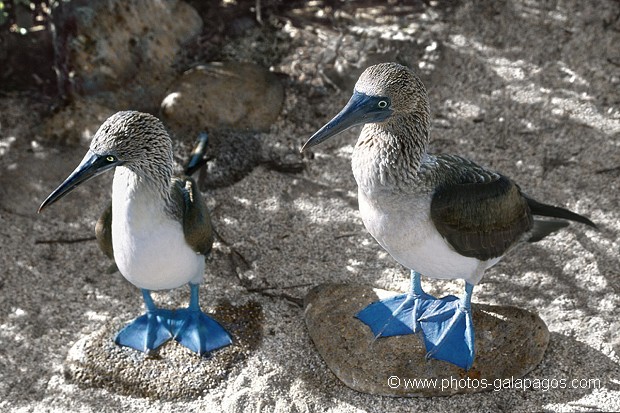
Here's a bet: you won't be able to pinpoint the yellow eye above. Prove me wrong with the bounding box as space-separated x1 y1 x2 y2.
106 156 115 162
378 100 388 108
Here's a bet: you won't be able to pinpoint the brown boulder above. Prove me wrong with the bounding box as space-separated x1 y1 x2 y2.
161 62 284 139
304 283 550 396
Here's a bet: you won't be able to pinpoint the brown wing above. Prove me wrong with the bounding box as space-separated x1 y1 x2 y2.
95 202 114 259
171 177 214 256
430 173 533 261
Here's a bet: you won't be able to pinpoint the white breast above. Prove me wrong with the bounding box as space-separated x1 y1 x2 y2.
357 187 500 285
111 169 204 291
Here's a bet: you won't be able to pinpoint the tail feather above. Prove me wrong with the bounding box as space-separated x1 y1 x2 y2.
528 219 569 242
525 196 597 228
184 131 210 176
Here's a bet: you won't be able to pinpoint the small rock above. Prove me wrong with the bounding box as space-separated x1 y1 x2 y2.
304 283 549 397
65 301 262 399
161 62 284 138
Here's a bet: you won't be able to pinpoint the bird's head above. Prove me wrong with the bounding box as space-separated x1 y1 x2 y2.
38 111 173 213
90 111 172 168
301 62 429 151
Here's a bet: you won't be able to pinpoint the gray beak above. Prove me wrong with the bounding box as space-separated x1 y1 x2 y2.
301 91 392 151
38 150 120 213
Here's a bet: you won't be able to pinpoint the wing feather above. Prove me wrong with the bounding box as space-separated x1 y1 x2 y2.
95 202 114 259
171 177 214 256
430 159 533 261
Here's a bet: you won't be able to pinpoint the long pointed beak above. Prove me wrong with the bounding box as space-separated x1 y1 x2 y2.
301 91 392 152
38 150 119 213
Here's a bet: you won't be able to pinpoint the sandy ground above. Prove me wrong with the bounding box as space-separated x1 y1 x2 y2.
1 0 619 412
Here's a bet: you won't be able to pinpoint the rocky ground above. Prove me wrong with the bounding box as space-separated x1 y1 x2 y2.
0 0 619 412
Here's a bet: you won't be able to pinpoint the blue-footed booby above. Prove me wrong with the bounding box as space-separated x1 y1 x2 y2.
39 111 232 355
301 62 596 370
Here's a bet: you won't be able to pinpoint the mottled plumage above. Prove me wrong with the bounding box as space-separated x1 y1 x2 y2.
39 111 231 355
302 62 596 370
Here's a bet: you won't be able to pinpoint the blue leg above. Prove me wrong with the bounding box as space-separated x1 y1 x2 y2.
418 282 475 370
171 284 233 355
356 271 437 337
115 289 174 354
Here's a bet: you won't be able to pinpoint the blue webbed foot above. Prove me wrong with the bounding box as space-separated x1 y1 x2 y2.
356 271 437 338
418 283 475 370
170 283 232 355
171 309 233 355
115 308 174 354
356 291 436 337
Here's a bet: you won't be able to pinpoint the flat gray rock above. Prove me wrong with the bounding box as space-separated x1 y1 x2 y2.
305 283 549 397
65 301 262 400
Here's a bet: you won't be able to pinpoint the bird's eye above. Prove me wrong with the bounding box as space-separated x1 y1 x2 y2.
106 156 115 162
378 100 388 108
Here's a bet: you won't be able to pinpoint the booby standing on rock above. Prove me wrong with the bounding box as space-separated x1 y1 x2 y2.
302 63 596 370
39 111 232 355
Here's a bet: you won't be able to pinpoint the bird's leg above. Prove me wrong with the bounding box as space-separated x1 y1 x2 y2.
114 289 174 354
171 283 232 356
418 282 475 370
356 270 437 338
410 272 436 333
